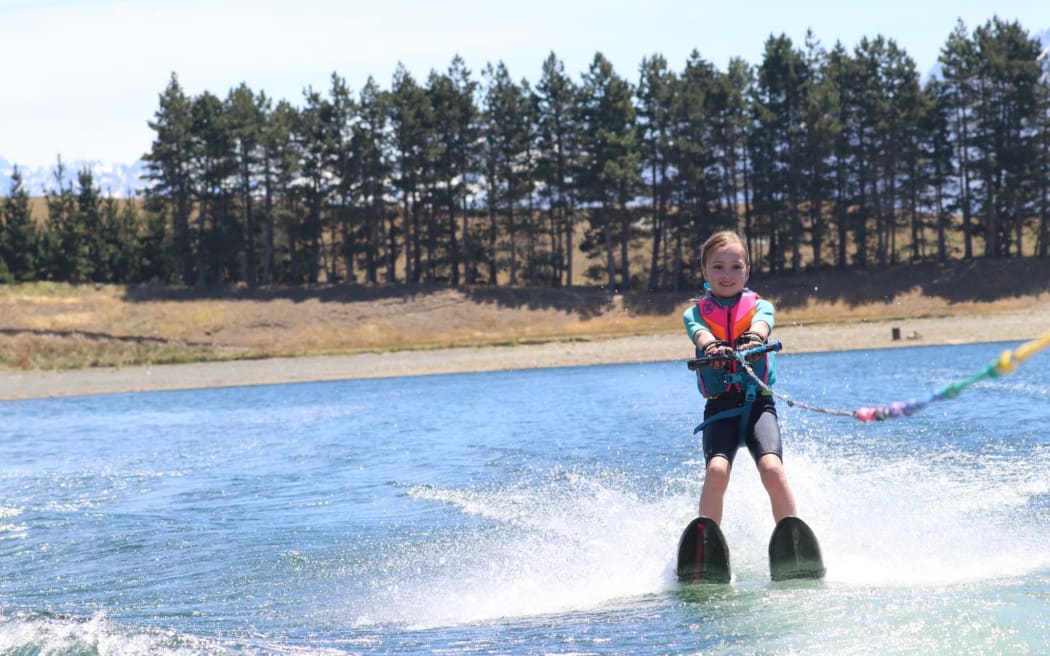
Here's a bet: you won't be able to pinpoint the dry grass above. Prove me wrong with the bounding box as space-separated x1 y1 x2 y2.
2 257 1049 371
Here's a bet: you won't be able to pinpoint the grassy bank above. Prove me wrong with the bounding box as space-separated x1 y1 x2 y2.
2 257 1048 371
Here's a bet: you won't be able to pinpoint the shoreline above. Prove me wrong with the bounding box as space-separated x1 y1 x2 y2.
0 311 1043 401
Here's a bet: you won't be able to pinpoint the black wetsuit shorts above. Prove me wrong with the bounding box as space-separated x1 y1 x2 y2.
701 394 782 465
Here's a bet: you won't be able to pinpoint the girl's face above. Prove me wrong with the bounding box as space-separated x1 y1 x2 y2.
702 244 749 298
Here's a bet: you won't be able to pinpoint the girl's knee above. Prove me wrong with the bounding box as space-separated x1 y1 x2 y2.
757 454 784 474
707 458 731 478
704 458 732 489
757 455 789 485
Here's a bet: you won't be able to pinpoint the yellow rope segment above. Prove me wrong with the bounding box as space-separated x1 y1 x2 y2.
1008 328 1050 366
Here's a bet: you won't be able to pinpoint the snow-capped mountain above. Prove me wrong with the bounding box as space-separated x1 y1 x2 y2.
0 157 147 198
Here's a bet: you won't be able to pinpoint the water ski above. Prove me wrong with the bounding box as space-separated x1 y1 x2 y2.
768 516 826 581
675 516 731 584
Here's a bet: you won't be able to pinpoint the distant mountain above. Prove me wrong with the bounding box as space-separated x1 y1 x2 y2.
0 157 147 198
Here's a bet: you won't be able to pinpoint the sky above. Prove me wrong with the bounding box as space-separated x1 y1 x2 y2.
2 0 1049 169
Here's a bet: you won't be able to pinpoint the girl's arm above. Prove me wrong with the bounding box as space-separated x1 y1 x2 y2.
683 304 715 348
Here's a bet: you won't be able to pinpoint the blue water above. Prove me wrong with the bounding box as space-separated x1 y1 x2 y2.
1 342 1048 655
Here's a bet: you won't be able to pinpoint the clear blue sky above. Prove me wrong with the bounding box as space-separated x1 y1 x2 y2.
2 0 1048 168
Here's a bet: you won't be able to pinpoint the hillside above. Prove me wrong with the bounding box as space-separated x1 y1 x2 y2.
2 257 1049 371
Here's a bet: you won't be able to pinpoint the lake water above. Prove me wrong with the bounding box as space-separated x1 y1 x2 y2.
1 341 1048 655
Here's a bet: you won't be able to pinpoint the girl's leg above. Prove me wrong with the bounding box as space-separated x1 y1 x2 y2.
699 456 732 524
756 453 797 522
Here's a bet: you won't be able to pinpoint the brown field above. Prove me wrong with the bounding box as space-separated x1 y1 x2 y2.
2 256 1049 371
1 256 1049 399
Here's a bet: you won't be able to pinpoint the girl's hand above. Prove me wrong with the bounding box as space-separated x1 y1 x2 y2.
703 340 735 369
735 331 766 359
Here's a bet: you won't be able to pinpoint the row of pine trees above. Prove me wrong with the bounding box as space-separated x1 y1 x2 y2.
2 17 1048 290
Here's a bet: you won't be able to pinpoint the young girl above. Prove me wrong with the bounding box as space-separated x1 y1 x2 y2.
682 230 798 526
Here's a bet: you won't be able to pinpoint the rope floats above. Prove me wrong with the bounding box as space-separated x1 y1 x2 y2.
688 330 1050 423
849 329 1050 422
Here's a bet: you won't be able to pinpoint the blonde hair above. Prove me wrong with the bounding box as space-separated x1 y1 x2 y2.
700 230 750 271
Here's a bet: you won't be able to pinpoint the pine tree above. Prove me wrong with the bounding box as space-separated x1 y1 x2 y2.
1037 52 1050 257
225 83 266 285
847 36 924 266
513 77 542 287
970 17 1043 256
189 90 236 284
138 198 173 283
712 58 757 282
75 168 104 282
325 73 355 283
799 31 840 271
636 54 675 290
922 80 957 262
669 50 723 280
0 167 38 280
881 44 928 263
258 98 298 284
295 86 338 283
535 52 580 288
354 76 393 284
751 35 808 273
426 56 479 285
939 21 979 259
825 42 856 268
482 61 532 285
839 36 893 268
108 195 146 282
389 63 431 283
143 72 195 284
40 158 81 282
577 52 640 290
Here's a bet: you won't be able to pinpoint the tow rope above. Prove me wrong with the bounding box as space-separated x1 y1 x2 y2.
687 330 1050 423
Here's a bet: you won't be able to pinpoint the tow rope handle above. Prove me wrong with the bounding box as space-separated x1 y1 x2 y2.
687 340 783 371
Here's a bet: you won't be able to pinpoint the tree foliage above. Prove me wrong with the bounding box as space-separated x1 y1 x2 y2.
3 17 1049 289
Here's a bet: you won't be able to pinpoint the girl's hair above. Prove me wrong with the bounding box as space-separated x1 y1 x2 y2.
701 230 750 271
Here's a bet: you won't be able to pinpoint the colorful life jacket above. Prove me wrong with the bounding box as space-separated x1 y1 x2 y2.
694 289 773 399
